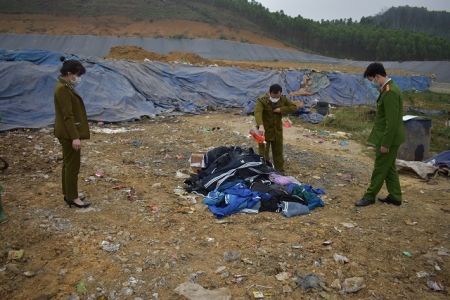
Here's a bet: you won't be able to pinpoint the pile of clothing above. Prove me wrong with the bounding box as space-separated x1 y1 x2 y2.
184 146 325 219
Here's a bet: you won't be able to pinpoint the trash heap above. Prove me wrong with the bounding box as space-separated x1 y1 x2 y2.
184 146 325 219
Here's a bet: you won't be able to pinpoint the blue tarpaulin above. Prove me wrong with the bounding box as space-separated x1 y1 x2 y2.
0 49 431 131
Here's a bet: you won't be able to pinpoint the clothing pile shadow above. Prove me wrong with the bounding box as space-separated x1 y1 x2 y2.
184 146 325 219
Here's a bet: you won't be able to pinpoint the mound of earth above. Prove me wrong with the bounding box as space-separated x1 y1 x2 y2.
105 46 213 66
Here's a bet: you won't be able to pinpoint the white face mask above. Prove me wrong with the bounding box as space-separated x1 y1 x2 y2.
269 97 280 103
69 74 82 86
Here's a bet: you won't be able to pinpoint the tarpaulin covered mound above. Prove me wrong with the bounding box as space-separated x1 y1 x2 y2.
0 49 431 131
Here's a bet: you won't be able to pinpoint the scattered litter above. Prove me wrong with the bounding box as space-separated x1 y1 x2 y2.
216 219 233 224
405 219 418 226
176 170 191 179
417 271 431 278
292 245 303 249
330 279 341 290
427 280 445 291
340 222 355 228
76 282 87 293
322 240 333 245
339 141 349 146
215 266 226 274
342 277 365 293
101 241 120 252
333 253 349 264
127 187 138 201
8 249 24 260
223 251 241 262
295 273 327 291
91 127 145 134
131 140 142 147
95 171 105 178
23 271 35 277
433 247 450 256
276 272 290 281
338 173 352 181
402 251 413 258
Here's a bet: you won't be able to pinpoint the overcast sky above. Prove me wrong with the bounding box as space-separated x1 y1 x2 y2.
256 0 450 22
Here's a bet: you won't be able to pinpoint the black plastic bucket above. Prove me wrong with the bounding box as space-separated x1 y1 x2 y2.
397 117 431 161
316 101 328 116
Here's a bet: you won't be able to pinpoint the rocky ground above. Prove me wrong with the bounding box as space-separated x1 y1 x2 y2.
0 110 449 300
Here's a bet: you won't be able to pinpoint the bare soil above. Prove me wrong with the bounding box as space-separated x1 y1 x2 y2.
1 111 449 299
0 13 449 300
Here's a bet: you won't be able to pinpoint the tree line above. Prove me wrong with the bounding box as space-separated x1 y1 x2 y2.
192 0 450 61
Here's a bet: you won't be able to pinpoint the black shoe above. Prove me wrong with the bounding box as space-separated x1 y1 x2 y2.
64 199 91 208
378 196 402 206
64 195 85 201
355 198 375 207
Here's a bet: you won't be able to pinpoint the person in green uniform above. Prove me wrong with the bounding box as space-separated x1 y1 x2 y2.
54 56 91 208
355 63 405 207
254 84 297 174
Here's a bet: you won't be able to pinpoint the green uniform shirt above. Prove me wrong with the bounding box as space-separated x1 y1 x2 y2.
254 93 297 141
53 77 90 140
367 79 405 148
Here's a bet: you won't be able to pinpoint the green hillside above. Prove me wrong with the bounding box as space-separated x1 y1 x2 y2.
0 0 449 61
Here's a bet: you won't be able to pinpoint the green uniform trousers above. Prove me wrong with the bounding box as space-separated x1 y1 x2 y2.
363 145 402 201
59 138 81 201
258 139 285 173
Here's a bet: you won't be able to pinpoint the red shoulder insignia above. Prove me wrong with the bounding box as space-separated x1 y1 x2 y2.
381 85 390 93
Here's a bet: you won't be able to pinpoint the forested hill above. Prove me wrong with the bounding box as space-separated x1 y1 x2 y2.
360 6 450 40
0 0 449 61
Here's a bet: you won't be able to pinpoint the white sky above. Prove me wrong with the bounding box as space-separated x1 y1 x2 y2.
256 0 450 22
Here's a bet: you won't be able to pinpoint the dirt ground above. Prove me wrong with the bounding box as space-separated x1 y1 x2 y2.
0 111 449 299
1 12 450 300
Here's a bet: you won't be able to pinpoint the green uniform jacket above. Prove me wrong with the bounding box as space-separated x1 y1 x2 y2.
367 79 405 148
254 93 297 141
54 78 90 140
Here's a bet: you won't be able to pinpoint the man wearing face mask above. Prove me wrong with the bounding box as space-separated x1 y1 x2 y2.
355 62 405 207
254 84 297 174
54 56 91 208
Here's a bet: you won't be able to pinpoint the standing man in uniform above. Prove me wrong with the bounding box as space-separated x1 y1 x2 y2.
254 84 297 174
355 63 405 207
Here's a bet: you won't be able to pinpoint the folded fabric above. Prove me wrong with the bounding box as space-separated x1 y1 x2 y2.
280 201 310 217
292 185 325 210
269 173 292 185
202 190 225 206
301 184 326 195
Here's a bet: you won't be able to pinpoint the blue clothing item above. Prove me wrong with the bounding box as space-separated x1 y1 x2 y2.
217 179 245 192
202 190 225 206
299 113 324 124
207 183 270 219
208 193 261 219
280 201 310 217
224 183 253 197
286 183 300 194
292 186 325 210
301 184 326 195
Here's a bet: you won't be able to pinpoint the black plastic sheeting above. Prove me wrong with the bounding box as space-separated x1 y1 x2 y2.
1 33 449 83
0 49 431 131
